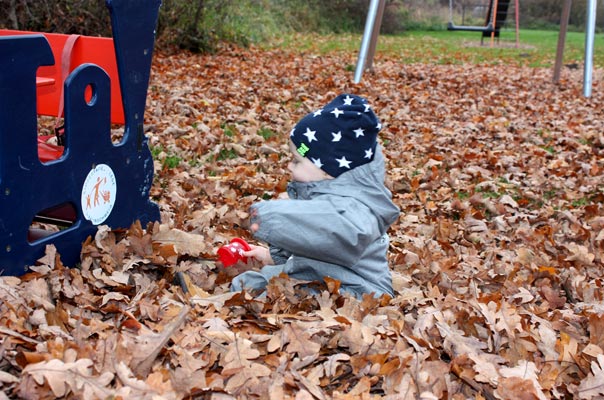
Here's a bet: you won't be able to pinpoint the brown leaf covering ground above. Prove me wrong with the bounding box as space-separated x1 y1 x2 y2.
2 42 604 399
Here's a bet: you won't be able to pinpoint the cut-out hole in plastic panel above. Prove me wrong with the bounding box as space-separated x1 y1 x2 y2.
85 83 96 105
28 202 77 244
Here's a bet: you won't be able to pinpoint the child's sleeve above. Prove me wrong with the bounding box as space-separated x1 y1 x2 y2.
251 198 381 267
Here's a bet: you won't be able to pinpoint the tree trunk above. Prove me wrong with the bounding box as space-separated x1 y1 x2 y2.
8 0 19 29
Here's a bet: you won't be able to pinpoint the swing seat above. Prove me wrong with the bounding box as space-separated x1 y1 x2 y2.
447 21 494 32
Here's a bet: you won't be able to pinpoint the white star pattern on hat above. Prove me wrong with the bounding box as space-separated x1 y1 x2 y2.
354 128 365 138
303 127 317 142
331 108 344 118
336 156 352 169
364 104 371 112
332 131 342 142
290 128 295 136
364 148 373 159
343 95 354 105
377 122 382 129
311 158 323 168
313 109 322 117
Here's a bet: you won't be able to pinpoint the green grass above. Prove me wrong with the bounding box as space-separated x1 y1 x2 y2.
150 145 182 169
258 127 277 140
267 29 604 68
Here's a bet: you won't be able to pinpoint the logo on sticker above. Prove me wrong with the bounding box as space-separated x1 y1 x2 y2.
81 164 117 225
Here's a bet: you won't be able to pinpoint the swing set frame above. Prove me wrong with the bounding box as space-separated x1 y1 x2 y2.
447 0 520 47
354 0 599 98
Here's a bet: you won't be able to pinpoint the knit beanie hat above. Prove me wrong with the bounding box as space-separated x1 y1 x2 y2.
290 94 381 178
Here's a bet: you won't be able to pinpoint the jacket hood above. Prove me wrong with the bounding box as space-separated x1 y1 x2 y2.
288 145 399 233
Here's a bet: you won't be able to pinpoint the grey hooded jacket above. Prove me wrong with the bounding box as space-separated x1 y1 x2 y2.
231 146 400 298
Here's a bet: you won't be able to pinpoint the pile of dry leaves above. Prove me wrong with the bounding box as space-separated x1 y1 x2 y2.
1 41 604 399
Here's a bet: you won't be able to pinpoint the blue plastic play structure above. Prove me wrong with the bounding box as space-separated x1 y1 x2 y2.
0 0 161 275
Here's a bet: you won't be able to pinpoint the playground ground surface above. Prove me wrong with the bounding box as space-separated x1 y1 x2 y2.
269 29 604 68
2 33 604 398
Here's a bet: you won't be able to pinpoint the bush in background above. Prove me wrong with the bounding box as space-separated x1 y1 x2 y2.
158 0 283 52
1 0 601 52
158 0 408 52
0 0 408 52
2 0 111 35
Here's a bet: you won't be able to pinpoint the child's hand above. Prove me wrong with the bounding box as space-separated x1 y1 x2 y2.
242 244 274 266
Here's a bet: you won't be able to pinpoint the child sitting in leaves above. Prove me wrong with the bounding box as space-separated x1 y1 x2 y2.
231 94 400 298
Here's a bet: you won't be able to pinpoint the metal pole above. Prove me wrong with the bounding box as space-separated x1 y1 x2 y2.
354 0 380 83
490 0 499 47
515 0 520 48
365 0 386 71
584 0 597 97
554 0 572 84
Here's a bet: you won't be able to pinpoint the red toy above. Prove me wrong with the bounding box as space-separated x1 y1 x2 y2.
217 238 251 267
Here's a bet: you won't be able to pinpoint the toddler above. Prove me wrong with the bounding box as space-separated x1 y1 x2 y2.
231 94 400 298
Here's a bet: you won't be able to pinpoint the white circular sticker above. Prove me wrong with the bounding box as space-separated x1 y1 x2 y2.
81 164 117 225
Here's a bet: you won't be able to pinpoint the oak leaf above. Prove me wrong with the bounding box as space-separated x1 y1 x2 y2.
498 361 547 400
283 323 321 359
21 358 113 398
221 336 261 370
152 224 207 256
577 354 604 399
